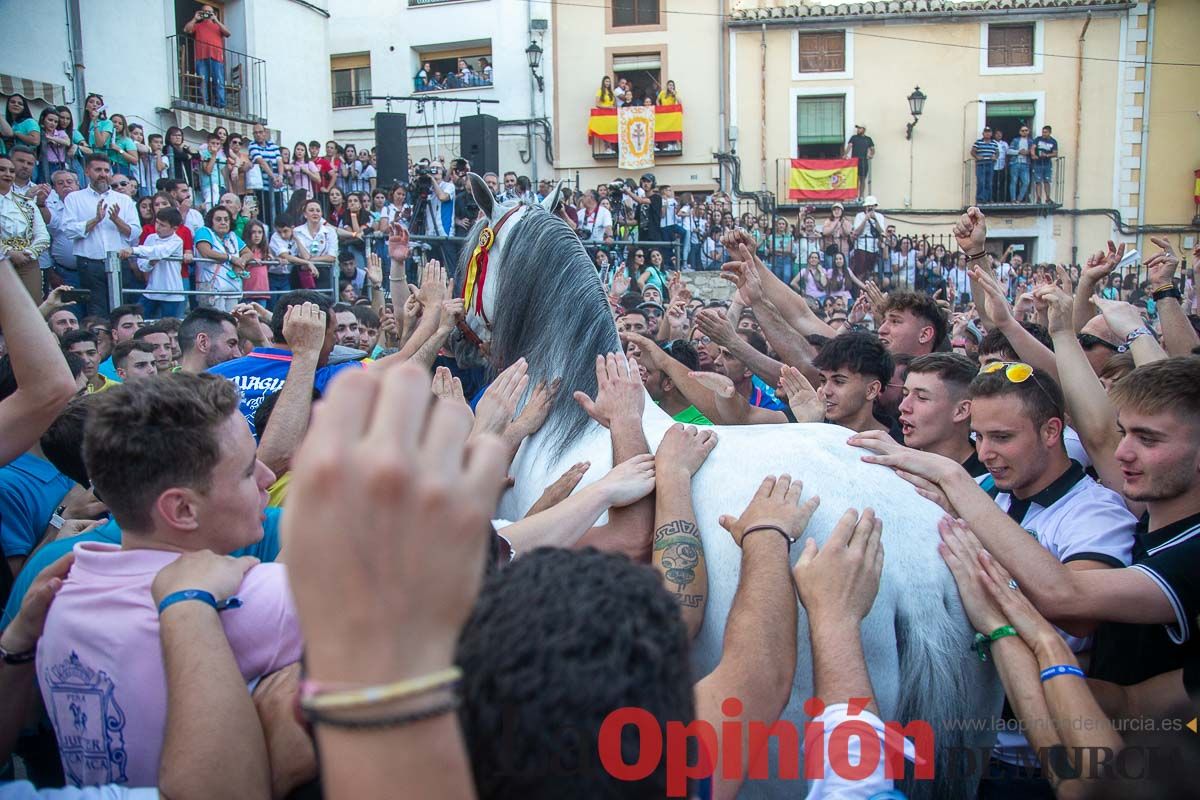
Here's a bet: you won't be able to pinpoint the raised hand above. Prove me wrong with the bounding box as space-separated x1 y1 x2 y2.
1081 240 1125 286
285 364 509 684
431 365 467 407
793 508 883 623
719 474 820 548
366 252 384 288
937 516 1007 636
1144 236 1179 287
94 199 107 222
282 301 327 358
595 453 656 507
1093 297 1146 340
952 207 987 254
573 352 645 428
864 279 888 317
655 422 718 478
1033 282 1073 335
416 259 447 309
437 298 465 334
387 223 410 262
472 358 529 437
525 461 590 517
693 307 738 348
779 364 823 423
970 265 1013 325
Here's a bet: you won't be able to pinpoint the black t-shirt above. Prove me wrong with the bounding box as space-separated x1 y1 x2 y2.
1089 510 1200 685
638 192 663 240
454 190 480 236
847 134 874 160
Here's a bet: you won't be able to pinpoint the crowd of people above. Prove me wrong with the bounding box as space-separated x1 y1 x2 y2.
2 100 1200 799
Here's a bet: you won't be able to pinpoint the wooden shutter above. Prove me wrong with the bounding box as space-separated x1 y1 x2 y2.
798 32 846 73
988 24 1034 68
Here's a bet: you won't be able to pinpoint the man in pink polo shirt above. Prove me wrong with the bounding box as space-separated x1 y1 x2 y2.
36 373 301 788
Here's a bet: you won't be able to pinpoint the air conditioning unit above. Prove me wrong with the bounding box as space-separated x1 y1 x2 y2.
530 18 548 32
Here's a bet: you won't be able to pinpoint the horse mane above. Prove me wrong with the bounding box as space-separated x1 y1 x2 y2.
458 203 620 458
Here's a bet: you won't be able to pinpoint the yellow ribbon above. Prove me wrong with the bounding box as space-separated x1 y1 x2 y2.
462 226 494 313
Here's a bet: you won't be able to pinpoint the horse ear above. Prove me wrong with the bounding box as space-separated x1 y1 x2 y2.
540 180 565 215
467 172 496 220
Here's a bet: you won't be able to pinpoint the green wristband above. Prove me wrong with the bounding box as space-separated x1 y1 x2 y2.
972 624 1017 662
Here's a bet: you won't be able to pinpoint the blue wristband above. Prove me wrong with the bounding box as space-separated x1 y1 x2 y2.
157 589 242 616
1040 664 1085 682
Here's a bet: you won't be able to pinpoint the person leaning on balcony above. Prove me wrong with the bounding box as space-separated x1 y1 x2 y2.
1031 125 1058 205
655 80 678 105
184 5 232 110
595 76 615 108
1008 124 1034 204
844 125 874 202
971 126 998 204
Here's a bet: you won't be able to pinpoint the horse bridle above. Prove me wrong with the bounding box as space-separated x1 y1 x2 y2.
456 204 524 352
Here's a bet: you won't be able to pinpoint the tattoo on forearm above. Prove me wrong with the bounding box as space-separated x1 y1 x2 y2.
654 519 703 594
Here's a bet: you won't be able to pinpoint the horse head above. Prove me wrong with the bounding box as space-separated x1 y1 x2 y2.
460 172 565 345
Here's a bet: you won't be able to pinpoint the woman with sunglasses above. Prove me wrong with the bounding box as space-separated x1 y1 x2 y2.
163 126 196 187
223 133 251 196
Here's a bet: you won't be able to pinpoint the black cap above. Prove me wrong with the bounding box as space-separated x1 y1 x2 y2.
641 173 656 185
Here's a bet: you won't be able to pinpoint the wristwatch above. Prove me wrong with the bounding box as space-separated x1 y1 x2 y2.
1152 285 1182 303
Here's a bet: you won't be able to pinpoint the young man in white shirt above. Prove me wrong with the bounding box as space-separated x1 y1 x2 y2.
62 154 140 317
577 189 612 244
850 196 886 284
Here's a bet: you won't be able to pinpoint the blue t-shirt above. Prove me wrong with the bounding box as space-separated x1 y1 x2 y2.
1 507 284 630
749 375 787 412
207 347 364 434
97 356 121 383
0 454 74 560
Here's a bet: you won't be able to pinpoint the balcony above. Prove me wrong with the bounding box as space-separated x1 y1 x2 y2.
333 89 373 109
168 34 267 124
962 157 1064 210
414 73 493 94
587 104 684 161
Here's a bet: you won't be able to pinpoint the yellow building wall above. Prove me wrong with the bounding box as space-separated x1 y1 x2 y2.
730 12 1129 263
551 0 724 192
1140 0 1200 252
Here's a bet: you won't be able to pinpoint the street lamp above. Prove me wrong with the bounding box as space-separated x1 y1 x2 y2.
905 86 927 140
526 41 545 93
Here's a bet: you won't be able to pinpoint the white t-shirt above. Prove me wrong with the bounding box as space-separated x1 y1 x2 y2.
426 181 455 236
0 782 157 800
578 204 613 242
852 211 887 252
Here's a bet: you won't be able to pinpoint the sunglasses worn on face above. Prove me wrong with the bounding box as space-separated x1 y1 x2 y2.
1077 333 1119 352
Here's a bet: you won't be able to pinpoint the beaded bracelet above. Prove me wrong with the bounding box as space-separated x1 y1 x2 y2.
1040 664 1085 682
972 625 1018 662
303 693 461 730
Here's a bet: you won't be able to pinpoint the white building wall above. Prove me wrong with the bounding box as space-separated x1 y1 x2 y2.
327 0 554 180
246 0 334 146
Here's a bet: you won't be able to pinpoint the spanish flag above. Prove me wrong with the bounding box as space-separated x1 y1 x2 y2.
788 159 858 201
588 105 683 144
1194 168 1199 205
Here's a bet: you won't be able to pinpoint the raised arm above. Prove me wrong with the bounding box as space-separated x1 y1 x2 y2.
1144 237 1199 357
972 265 1058 379
256 303 324 484
0 259 77 465
694 476 819 800
651 424 717 639
953 208 999 330
1073 242 1124 334
693 309 788 388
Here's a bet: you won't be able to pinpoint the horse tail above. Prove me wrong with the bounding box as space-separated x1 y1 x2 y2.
893 594 996 800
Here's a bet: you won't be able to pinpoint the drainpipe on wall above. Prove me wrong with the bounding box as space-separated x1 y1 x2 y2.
1070 12 1091 265
718 0 727 177
67 0 86 114
528 0 538 183
760 23 767 192
1135 0 1155 252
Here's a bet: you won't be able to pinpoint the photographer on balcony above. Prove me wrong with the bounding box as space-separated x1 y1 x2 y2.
184 5 232 111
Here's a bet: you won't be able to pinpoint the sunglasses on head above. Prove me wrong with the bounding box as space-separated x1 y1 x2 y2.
981 361 1055 402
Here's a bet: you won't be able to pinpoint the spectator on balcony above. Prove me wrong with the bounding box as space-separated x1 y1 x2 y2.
479 57 493 83
656 80 679 106
0 154 50 300
52 105 86 183
1032 125 1058 205
457 59 475 87
64 154 139 316
184 5 232 109
821 201 852 268
290 141 319 200
595 76 615 108
1 94 39 156
163 126 196 188
104 114 138 178
360 149 377 193
241 220 270 305
970 126 997 203
889 236 917 290
35 108 69 182
248 123 282 211
171 180 204 232
198 132 226 209
339 144 367 194
319 141 342 210
135 129 169 199
614 77 631 108
765 217 795 285
844 125 874 203
79 94 114 165
791 250 824 298
223 133 251 197
194 205 249 311
416 62 433 92
1009 124 1033 203
990 127 1009 203
850 196 886 283
337 191 371 272
824 254 855 306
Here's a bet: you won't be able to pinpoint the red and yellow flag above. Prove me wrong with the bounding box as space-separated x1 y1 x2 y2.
588 105 683 144
788 159 858 201
1193 168 1199 205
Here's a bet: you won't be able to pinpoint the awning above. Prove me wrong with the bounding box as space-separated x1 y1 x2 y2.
0 73 65 106
173 109 278 142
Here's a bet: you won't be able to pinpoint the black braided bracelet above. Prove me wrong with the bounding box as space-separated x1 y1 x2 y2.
304 694 461 730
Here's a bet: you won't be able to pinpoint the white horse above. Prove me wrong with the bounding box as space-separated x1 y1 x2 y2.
454 175 1002 799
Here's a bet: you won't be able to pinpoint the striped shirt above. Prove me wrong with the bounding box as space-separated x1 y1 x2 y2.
973 138 998 161
248 138 281 182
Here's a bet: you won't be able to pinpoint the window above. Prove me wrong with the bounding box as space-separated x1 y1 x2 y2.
796 95 845 158
331 54 371 108
987 24 1034 68
612 52 661 106
612 0 659 28
415 43 493 92
797 31 845 73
